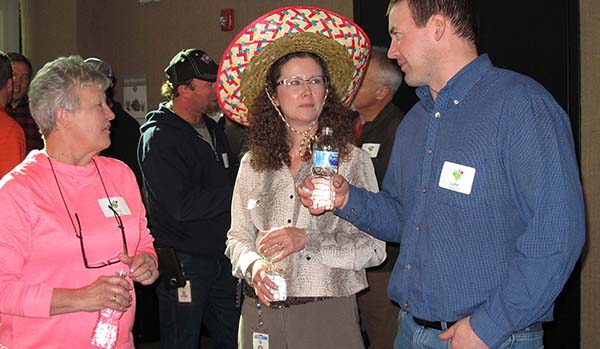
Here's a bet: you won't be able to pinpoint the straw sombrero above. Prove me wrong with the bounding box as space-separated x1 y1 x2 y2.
217 6 370 127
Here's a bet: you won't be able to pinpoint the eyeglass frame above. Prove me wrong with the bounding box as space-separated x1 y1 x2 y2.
276 75 328 90
74 204 129 269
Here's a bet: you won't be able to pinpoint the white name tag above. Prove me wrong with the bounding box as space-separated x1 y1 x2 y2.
252 331 269 349
222 153 230 168
438 161 476 195
177 280 192 303
362 143 381 158
98 196 132 217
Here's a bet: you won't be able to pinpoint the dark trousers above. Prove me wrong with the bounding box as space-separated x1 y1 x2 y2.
358 271 400 349
156 252 239 349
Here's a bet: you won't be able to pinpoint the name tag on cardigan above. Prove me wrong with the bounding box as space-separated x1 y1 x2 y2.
362 143 380 158
98 197 132 216
439 161 476 195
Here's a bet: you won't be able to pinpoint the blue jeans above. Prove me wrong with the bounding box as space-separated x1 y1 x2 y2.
394 311 544 349
156 252 239 349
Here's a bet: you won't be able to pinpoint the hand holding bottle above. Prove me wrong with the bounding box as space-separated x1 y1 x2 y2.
91 270 129 349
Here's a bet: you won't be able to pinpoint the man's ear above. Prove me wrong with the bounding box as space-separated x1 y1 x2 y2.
375 85 392 101
176 84 188 97
429 14 446 41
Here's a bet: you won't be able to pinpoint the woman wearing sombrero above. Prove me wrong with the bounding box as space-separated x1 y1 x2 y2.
219 6 386 348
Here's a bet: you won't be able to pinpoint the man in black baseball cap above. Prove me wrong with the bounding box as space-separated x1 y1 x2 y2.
138 48 238 349
165 48 218 85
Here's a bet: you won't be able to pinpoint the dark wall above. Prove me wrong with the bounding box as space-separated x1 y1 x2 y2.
353 1 581 348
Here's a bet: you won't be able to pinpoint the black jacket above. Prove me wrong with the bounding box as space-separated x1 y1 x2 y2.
357 102 404 271
358 102 404 188
138 103 234 256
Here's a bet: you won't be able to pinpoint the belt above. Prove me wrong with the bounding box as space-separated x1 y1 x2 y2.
412 316 456 331
243 282 331 309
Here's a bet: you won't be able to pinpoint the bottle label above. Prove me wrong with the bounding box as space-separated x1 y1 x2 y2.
313 150 339 168
267 273 287 301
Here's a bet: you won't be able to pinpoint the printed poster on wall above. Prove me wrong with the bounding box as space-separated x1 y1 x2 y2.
123 74 148 123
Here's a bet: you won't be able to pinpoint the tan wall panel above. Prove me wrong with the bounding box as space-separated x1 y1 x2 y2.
25 0 352 112
580 0 600 347
22 0 79 71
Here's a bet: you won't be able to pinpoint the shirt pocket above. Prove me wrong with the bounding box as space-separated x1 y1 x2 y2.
247 193 278 232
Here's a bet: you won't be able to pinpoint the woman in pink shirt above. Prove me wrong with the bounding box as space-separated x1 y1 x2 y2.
0 56 158 348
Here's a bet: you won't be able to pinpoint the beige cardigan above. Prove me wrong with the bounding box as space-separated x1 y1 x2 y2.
225 146 386 297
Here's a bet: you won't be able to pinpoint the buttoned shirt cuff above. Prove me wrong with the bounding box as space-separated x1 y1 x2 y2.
239 251 262 284
470 308 510 348
334 185 366 221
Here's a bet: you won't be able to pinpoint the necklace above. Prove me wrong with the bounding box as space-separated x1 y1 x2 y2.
265 88 319 158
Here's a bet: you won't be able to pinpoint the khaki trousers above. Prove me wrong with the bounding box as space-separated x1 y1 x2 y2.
239 295 364 349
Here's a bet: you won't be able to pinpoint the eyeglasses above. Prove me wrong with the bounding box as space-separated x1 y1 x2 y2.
276 75 328 91
74 204 128 269
48 156 128 269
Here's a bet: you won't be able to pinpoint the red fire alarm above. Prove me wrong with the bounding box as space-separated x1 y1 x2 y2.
220 8 234 31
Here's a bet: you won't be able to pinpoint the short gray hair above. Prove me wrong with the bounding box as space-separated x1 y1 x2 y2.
29 56 109 136
370 46 403 92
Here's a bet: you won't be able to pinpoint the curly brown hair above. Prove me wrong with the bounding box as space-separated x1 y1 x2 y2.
247 52 353 172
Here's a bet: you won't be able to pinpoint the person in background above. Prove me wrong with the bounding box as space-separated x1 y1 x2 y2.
6 52 44 153
299 0 585 348
0 55 158 348
0 51 25 177
351 45 405 349
218 7 386 348
138 48 238 349
85 57 143 188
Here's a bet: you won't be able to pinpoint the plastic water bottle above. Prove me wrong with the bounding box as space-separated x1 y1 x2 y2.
264 262 287 302
259 228 288 302
91 270 127 349
311 127 339 210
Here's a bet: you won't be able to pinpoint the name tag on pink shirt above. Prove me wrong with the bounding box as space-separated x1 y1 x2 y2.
98 197 132 216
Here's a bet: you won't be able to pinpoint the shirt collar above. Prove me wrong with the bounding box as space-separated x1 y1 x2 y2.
416 54 493 110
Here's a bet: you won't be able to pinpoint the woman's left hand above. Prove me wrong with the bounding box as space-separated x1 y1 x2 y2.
258 227 307 263
119 252 159 285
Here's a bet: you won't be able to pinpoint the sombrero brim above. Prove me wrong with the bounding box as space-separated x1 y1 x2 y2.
217 6 370 127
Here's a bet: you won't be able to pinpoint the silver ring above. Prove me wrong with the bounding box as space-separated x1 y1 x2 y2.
112 295 117 302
